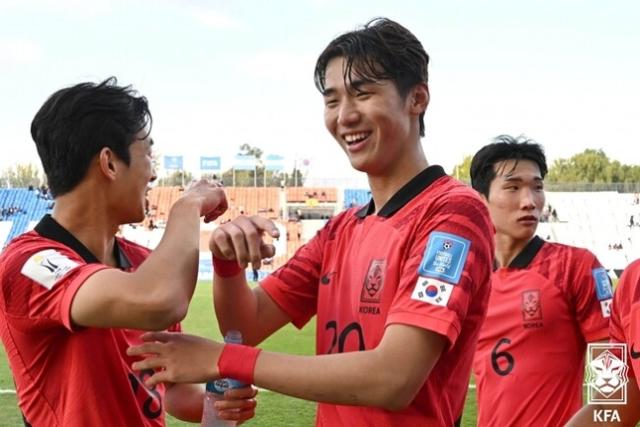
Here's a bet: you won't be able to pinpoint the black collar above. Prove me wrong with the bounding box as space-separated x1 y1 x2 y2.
506 235 545 269
34 214 131 269
355 165 446 218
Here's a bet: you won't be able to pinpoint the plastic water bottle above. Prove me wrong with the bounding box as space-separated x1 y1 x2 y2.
201 330 246 427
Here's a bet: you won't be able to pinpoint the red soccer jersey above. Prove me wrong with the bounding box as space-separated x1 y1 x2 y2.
0 215 180 427
261 166 494 426
610 258 640 382
473 237 611 427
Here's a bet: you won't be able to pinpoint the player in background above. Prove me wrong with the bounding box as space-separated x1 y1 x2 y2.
0 78 256 426
566 259 640 426
469 135 612 426
128 18 494 426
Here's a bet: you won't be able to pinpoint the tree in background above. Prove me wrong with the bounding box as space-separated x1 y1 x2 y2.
451 149 640 191
0 164 44 188
156 170 193 187
451 155 472 183
221 144 305 187
547 149 640 183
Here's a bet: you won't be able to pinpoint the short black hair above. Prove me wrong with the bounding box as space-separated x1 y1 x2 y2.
470 134 548 198
31 77 151 197
314 17 429 136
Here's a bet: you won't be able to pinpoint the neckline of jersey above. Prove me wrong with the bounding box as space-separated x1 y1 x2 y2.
34 214 131 269
355 165 447 218
494 235 545 271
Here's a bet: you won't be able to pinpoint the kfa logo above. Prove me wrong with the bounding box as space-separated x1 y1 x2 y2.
360 259 386 303
521 289 542 322
586 343 629 422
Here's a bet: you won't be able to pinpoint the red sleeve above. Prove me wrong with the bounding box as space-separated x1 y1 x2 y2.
1 242 108 332
386 191 494 347
260 216 337 329
568 250 611 342
612 260 640 383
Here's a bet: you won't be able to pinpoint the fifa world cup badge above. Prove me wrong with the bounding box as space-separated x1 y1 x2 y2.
586 343 629 422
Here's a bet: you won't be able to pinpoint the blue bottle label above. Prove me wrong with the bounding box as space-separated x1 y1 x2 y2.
206 378 246 394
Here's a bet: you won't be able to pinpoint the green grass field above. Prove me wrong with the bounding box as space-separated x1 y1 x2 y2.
0 281 479 426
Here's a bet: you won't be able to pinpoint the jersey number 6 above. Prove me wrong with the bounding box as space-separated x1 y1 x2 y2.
491 338 514 376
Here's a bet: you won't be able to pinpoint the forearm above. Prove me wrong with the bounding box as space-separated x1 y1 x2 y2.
165 383 205 422
253 349 414 411
137 198 201 305
246 325 443 410
213 274 261 344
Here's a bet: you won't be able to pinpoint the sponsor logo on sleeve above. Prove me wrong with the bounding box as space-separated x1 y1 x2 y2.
21 249 81 290
593 267 613 318
417 231 470 284
411 277 454 307
593 267 613 300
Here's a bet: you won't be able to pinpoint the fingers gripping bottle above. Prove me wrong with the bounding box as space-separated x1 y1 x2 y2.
201 330 245 427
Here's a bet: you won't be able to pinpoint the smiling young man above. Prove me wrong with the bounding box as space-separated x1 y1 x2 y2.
128 18 494 426
470 135 612 426
0 78 257 426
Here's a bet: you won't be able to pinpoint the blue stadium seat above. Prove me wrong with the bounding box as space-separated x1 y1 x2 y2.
0 188 54 248
343 189 371 209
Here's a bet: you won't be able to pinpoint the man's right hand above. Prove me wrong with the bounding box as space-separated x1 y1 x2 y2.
181 179 228 222
209 216 280 269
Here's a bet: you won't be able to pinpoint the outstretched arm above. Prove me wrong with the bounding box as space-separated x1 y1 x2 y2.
129 323 445 411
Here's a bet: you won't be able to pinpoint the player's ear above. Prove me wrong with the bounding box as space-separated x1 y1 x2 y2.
408 83 429 115
98 147 118 181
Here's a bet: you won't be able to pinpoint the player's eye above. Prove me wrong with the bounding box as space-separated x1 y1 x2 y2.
324 99 338 108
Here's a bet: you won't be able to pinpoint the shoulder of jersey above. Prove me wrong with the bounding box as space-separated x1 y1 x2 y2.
116 237 152 256
1 231 56 263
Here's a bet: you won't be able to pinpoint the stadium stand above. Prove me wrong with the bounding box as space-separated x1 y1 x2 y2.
4 185 640 277
0 188 53 248
214 187 281 223
343 188 371 209
286 187 337 203
145 186 183 225
545 192 639 271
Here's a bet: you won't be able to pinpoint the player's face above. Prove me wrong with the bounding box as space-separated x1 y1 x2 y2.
115 132 156 223
321 57 418 174
485 159 545 242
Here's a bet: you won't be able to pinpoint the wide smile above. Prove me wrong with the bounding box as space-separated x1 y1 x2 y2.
342 131 372 152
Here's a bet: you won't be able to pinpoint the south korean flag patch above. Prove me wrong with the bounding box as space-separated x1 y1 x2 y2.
21 249 80 290
411 231 470 307
411 277 454 306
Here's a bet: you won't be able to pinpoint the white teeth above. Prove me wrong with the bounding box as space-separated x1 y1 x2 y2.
344 132 369 144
